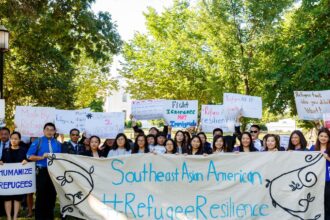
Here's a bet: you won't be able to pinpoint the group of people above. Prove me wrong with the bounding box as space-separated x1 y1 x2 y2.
0 116 329 219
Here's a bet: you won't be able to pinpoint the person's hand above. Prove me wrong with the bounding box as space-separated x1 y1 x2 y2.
129 114 134 120
43 153 49 159
0 161 3 165
183 153 188 156
323 153 330 160
203 153 208 157
236 110 243 122
22 160 28 165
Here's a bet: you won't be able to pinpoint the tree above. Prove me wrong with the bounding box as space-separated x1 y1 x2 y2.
0 0 122 125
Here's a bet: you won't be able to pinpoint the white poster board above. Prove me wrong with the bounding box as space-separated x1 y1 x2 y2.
131 100 164 120
15 106 56 137
201 105 236 132
163 100 198 128
0 162 36 195
294 90 330 120
0 99 4 126
48 153 325 220
324 113 330 129
85 112 125 138
223 93 262 119
279 135 290 150
55 108 90 134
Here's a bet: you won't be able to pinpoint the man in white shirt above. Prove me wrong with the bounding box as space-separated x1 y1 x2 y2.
249 125 264 151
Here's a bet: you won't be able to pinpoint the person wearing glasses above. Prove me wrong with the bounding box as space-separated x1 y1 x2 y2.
249 125 264 151
61 128 85 155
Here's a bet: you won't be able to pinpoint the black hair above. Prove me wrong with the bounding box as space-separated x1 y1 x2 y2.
188 135 204 155
197 132 207 142
43 122 56 130
132 134 149 153
165 138 177 154
70 128 80 135
149 127 160 134
315 128 330 156
250 124 261 131
10 131 21 140
89 135 101 144
146 134 156 145
0 127 10 134
156 132 167 146
287 130 307 151
212 135 227 152
264 134 280 151
239 132 257 152
135 128 145 135
212 128 223 136
113 133 131 151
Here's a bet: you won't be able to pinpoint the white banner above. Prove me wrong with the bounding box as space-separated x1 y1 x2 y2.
0 99 4 126
163 100 198 128
48 152 325 220
294 90 330 120
55 108 90 134
15 106 56 137
223 93 262 119
131 100 164 120
85 112 125 138
0 162 36 195
201 105 236 132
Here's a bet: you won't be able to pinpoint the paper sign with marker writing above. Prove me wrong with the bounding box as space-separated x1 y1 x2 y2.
163 100 198 128
0 162 36 195
223 93 262 119
85 112 125 138
0 99 4 126
55 108 90 134
294 90 330 120
324 113 330 129
201 105 236 132
15 106 56 137
131 100 164 120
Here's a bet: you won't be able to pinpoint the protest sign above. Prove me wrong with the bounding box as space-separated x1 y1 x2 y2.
163 100 198 128
294 90 330 120
131 100 164 120
279 135 290 150
0 162 36 195
48 153 325 220
223 93 262 119
201 105 237 132
15 106 56 137
55 108 90 134
324 113 330 129
85 112 125 138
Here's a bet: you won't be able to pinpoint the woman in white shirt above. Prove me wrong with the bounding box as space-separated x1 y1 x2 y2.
107 133 131 157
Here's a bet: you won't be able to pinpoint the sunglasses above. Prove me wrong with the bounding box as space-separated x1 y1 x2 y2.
250 130 258 133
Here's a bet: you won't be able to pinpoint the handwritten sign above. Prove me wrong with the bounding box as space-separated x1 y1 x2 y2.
294 90 330 120
0 99 4 126
15 106 56 137
163 100 198 128
201 105 236 132
131 100 164 120
48 153 325 220
85 112 125 138
55 108 90 134
279 135 290 150
0 162 36 195
324 113 330 129
223 93 262 119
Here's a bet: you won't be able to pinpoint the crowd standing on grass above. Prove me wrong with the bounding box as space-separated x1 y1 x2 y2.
0 113 329 220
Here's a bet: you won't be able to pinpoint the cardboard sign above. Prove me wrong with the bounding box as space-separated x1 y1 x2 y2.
131 100 164 120
15 106 56 137
201 105 236 132
55 108 90 134
223 93 262 119
163 100 198 128
85 112 125 138
294 90 330 120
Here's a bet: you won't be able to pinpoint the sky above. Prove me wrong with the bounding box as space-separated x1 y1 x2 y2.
91 0 175 81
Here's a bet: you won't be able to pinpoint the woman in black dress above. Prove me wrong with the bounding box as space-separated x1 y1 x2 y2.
0 132 28 220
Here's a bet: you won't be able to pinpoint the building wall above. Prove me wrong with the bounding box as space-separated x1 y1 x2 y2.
104 90 131 120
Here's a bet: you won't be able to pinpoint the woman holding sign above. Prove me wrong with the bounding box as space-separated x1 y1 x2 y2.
287 130 308 151
82 136 102 158
309 128 330 219
212 135 228 153
263 134 282 151
0 132 28 220
165 139 177 154
132 134 149 154
174 130 188 154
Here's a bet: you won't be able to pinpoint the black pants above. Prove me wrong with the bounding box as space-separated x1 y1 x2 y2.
325 182 330 220
0 196 5 217
35 168 57 220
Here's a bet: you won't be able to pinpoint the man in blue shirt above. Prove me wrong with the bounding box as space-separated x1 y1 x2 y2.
27 122 61 220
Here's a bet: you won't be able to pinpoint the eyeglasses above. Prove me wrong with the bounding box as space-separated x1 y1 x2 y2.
250 130 258 134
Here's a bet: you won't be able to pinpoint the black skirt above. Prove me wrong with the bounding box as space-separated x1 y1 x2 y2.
3 194 24 202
